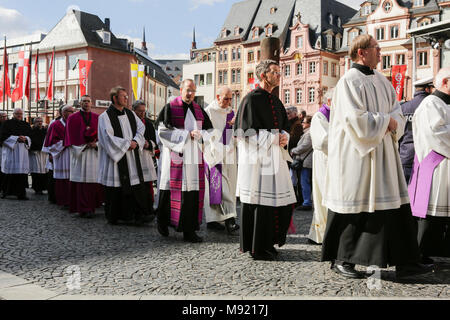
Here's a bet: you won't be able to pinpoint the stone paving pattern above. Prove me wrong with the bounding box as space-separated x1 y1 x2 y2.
0 189 449 298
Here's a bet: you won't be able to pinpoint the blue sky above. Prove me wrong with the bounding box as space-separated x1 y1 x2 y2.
0 0 361 59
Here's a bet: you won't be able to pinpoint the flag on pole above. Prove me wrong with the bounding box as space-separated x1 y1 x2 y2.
0 41 11 103
131 63 139 100
11 48 25 102
137 64 145 100
34 51 40 101
23 49 31 100
391 65 407 101
78 60 93 96
46 50 54 101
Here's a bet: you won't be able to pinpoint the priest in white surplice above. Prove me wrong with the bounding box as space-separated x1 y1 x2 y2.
234 60 297 261
0 111 8 194
203 86 239 235
308 89 333 245
0 108 31 200
98 87 149 226
321 34 431 280
29 117 48 195
65 95 104 218
156 79 213 243
410 67 450 264
43 105 74 208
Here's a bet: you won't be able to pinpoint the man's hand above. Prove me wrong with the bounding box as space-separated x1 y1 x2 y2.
144 141 150 149
276 133 288 148
387 117 398 134
190 130 202 141
228 115 236 127
18 136 27 143
87 142 97 149
129 140 138 151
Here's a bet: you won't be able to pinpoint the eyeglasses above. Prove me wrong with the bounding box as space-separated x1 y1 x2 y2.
268 71 281 75
222 98 232 101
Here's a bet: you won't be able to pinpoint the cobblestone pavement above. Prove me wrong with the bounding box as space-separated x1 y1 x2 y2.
0 189 449 299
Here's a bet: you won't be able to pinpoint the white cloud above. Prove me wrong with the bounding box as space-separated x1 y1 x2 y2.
190 0 225 11
0 6 32 39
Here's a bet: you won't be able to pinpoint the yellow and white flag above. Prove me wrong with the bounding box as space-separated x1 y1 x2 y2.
131 64 145 100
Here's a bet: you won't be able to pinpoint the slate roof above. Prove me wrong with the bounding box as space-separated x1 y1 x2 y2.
135 48 180 89
156 59 189 82
74 10 130 53
215 0 261 43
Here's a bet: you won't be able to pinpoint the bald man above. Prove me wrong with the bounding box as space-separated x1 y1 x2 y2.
0 108 32 200
203 87 239 234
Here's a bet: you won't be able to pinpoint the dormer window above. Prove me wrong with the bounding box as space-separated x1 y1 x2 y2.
418 17 432 27
252 27 260 39
328 13 333 25
336 34 342 50
327 34 334 49
270 7 277 14
221 29 228 38
97 29 111 44
336 16 341 28
413 0 424 7
361 3 372 16
266 26 273 37
234 26 241 36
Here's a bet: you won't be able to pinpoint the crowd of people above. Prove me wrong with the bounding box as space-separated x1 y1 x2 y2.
0 34 448 282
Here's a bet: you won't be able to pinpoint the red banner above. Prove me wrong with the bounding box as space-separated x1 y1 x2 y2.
79 60 93 96
34 52 40 102
391 65 407 101
0 44 11 102
46 50 54 101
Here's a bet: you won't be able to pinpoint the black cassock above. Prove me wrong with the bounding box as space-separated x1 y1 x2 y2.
143 117 158 216
234 87 294 256
156 102 213 233
0 119 32 199
30 127 48 193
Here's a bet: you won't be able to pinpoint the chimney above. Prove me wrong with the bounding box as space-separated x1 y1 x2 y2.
105 18 110 31
142 27 148 54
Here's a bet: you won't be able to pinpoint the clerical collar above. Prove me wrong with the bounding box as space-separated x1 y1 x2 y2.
110 105 126 116
433 90 450 105
352 63 375 76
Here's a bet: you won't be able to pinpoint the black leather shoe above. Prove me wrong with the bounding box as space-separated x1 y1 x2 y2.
251 251 275 261
332 263 364 279
157 223 169 237
1 193 6 199
420 256 434 265
297 205 312 211
396 263 434 279
143 214 155 223
183 232 203 243
225 218 240 234
207 222 225 231
307 239 321 245
18 196 29 201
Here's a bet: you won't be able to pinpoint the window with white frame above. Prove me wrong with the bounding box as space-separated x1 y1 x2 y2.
382 55 391 69
362 4 371 16
331 63 337 77
236 69 241 84
224 49 228 61
327 34 333 49
284 65 291 77
231 69 236 83
419 51 428 66
336 35 342 50
237 48 241 60
218 71 223 84
376 27 385 40
248 51 254 62
396 54 405 65
349 30 359 45
207 73 212 85
232 48 236 60
309 61 316 74
223 70 228 84
285 90 290 104
296 36 303 49
308 87 315 103
323 61 328 76
390 25 399 39
414 0 424 7
296 89 302 104
418 18 431 27
296 63 303 75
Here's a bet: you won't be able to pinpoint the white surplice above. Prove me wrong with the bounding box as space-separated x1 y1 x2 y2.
323 69 408 214
1 136 31 174
158 108 202 192
47 140 70 180
69 145 99 183
97 111 147 187
309 111 329 243
203 100 237 223
236 130 297 207
29 151 48 174
412 94 450 217
140 140 158 183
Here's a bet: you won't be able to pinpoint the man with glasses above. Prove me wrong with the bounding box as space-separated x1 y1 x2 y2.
43 105 75 208
321 34 432 280
64 95 103 219
98 87 148 226
156 79 213 243
234 60 297 261
203 86 240 235
0 108 32 200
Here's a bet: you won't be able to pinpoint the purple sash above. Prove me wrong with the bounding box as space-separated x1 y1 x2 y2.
408 150 445 218
207 111 234 205
319 104 330 122
169 96 205 228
